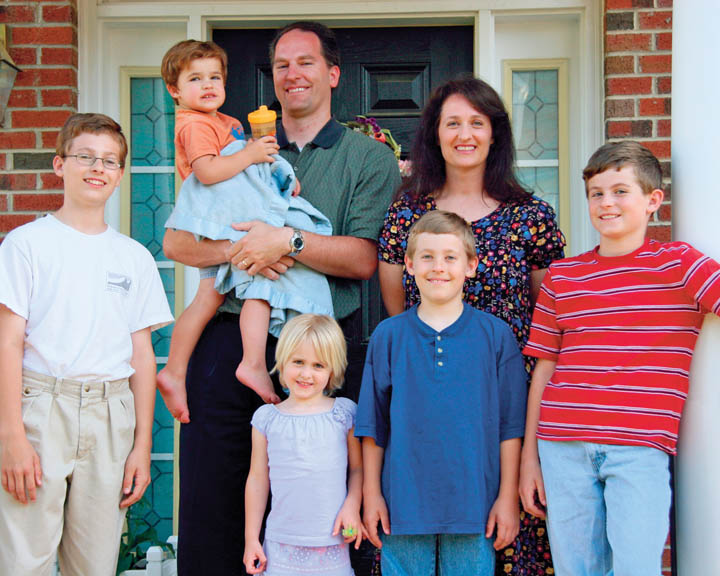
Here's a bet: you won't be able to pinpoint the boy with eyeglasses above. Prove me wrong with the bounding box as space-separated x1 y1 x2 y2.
0 113 173 575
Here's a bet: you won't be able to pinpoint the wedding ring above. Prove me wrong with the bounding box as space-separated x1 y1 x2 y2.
242 259 249 268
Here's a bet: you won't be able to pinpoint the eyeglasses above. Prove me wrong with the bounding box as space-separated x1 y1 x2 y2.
63 154 123 171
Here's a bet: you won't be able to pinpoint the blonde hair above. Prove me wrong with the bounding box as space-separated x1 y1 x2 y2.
272 314 347 393
406 210 477 261
56 113 128 166
161 40 228 104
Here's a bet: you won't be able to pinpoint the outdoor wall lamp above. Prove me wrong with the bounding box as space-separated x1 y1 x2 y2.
0 25 21 128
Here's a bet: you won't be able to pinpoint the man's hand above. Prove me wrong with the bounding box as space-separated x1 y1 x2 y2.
120 445 151 508
1 434 42 504
231 221 293 276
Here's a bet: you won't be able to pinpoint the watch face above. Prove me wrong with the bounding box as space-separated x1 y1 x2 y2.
292 237 303 250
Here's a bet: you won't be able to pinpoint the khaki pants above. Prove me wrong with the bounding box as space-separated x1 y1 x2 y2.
0 370 136 576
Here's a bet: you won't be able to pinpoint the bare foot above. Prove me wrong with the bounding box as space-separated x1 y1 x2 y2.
235 361 280 404
157 367 191 423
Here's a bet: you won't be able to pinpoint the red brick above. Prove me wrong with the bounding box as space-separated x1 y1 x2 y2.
12 109 72 129
640 140 671 159
40 173 64 189
656 32 672 50
0 173 37 191
41 47 77 67
606 76 653 95
0 194 7 211
640 55 671 74
42 5 76 24
0 214 35 233
657 0 672 6
647 225 671 242
639 98 670 116
656 76 671 94
605 55 634 75
0 131 36 149
0 155 5 172
14 68 77 88
13 193 64 211
8 47 37 66
606 98 635 118
7 89 37 108
11 26 75 46
41 88 76 107
657 204 671 221
607 121 631 138
0 5 36 23
639 11 672 30
606 33 652 53
606 0 633 8
657 119 671 137
41 131 60 149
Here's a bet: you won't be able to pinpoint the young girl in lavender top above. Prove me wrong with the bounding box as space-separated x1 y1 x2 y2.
244 314 364 576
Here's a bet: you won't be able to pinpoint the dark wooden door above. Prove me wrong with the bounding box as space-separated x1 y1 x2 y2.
213 25 473 158
213 25 473 340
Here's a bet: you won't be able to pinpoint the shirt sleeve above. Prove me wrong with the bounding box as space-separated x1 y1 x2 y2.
344 141 402 242
0 233 32 320
523 270 562 359
497 324 528 442
378 195 417 265
128 247 173 333
681 244 720 315
177 119 224 167
251 404 272 436
354 328 392 447
525 198 567 270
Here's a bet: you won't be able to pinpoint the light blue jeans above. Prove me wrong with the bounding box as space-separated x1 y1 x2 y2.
381 533 495 576
538 440 671 576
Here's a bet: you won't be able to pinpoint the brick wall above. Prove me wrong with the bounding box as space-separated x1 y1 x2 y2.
605 0 672 242
0 0 77 240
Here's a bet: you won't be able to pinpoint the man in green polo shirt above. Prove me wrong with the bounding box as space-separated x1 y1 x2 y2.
164 21 400 576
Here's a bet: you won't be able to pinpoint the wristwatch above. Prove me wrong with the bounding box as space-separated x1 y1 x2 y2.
289 228 305 256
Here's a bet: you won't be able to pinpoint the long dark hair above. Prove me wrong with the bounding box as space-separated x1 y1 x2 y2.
399 75 529 203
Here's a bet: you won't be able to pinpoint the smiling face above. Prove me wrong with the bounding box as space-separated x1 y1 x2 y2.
586 165 663 256
437 93 493 172
167 57 226 115
280 339 333 404
405 232 478 307
271 29 339 120
53 132 124 210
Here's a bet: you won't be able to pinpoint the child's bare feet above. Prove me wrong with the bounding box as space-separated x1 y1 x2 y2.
157 367 191 423
235 361 280 404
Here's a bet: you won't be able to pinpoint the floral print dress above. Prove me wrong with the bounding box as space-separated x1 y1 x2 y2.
377 191 566 576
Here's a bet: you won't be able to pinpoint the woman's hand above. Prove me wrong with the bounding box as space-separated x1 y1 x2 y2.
332 499 366 550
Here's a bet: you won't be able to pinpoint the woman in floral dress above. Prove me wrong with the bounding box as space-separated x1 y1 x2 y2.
377 76 566 576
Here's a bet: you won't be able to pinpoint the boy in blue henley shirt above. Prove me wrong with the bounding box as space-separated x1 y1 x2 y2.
356 211 527 575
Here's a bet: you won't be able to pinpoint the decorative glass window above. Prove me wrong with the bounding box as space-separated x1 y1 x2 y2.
503 59 569 239
120 68 180 541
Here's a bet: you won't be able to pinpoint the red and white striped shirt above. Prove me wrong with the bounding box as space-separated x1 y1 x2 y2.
524 240 720 454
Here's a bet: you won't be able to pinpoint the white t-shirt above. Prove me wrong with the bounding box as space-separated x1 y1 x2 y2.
0 215 173 381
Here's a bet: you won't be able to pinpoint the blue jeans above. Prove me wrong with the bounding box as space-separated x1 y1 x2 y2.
381 533 495 576
538 440 671 576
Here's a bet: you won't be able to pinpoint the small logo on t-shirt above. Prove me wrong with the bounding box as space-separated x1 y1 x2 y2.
106 272 131 295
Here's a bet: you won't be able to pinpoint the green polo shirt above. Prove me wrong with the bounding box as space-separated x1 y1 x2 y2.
222 118 400 320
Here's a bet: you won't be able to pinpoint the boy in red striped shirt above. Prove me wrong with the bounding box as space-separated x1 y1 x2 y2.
518 141 720 576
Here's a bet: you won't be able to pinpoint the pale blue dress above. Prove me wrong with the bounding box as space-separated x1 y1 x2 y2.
251 398 357 576
164 139 334 335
